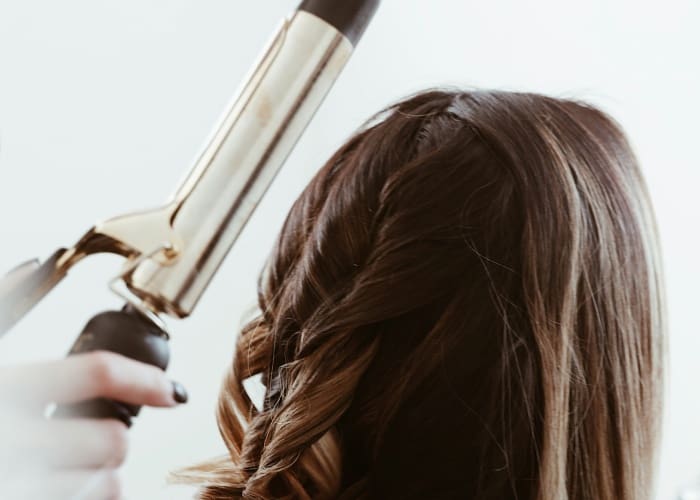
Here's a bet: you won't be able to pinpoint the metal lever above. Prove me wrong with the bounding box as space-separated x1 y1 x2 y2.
0 249 69 337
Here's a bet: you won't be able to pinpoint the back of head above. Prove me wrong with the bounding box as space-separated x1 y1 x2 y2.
177 89 664 500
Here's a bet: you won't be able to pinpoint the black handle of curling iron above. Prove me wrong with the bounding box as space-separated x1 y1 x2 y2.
51 304 170 427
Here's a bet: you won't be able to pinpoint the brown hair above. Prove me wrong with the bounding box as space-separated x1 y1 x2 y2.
172 89 665 499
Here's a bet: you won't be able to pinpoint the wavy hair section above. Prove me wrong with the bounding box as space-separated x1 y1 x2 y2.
171 89 664 500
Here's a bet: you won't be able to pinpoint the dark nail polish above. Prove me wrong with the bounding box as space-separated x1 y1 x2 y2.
172 381 189 404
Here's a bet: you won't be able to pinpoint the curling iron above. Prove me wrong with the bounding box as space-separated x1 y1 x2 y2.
0 0 380 427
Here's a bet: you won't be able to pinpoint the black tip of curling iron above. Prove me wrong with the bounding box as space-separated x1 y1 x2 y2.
298 0 380 46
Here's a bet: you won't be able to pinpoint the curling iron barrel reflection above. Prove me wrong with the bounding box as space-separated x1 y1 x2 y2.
0 0 380 335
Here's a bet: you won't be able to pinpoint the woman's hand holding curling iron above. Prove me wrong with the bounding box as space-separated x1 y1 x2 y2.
0 351 187 499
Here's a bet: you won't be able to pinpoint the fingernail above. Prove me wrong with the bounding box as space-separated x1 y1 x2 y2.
171 381 188 404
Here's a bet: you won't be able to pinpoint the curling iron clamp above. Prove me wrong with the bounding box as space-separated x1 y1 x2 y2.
0 0 380 426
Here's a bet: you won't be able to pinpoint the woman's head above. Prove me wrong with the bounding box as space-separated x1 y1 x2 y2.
177 89 664 499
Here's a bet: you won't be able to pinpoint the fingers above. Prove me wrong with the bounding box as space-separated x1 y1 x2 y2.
0 352 187 500
0 351 186 411
3 467 123 500
2 416 130 469
0 415 127 499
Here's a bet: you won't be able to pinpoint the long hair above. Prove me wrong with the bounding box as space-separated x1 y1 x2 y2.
172 89 665 499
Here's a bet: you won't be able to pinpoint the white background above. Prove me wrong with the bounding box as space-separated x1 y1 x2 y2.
0 1 698 498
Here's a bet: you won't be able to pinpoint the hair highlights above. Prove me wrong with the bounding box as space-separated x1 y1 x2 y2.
172 89 664 500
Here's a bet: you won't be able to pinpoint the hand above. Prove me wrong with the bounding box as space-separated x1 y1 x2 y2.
0 351 187 499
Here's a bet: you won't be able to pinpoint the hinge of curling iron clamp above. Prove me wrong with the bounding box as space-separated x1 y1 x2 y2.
107 242 176 335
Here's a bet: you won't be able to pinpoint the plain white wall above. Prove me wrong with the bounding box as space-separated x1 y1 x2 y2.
0 1 697 498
